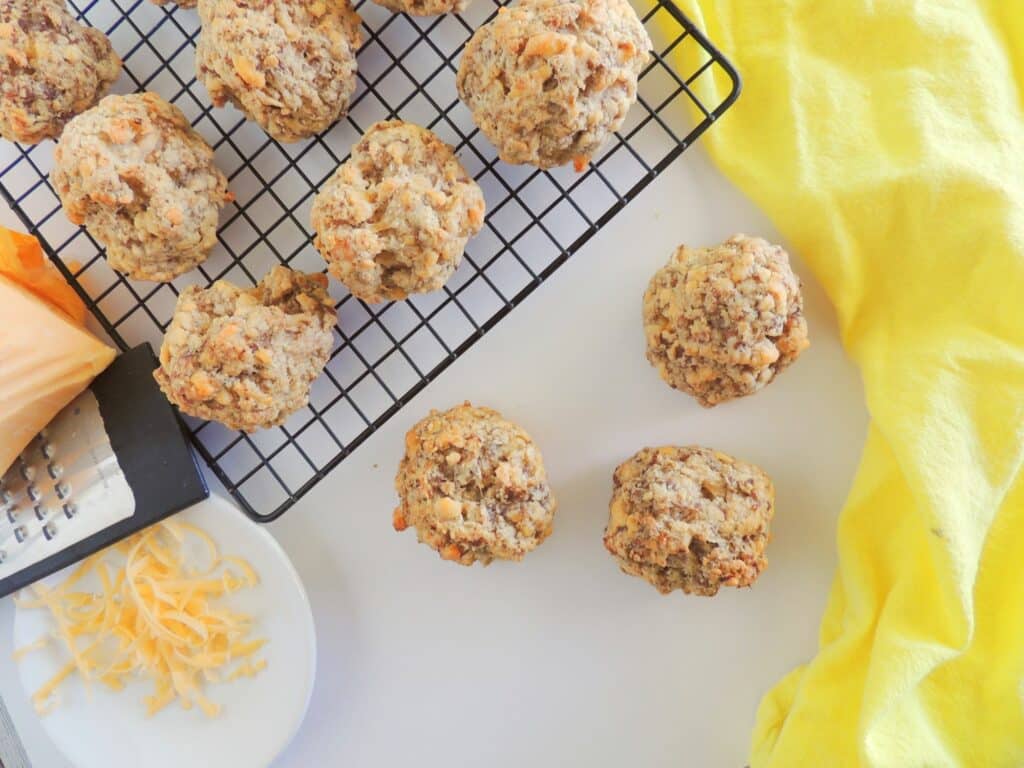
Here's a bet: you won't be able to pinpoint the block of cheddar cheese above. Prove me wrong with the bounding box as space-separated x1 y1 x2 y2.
0 274 116 474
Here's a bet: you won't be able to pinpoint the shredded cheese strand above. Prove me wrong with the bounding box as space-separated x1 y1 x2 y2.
12 636 49 661
14 521 266 718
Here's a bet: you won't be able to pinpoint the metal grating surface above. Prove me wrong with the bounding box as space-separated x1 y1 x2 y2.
0 0 740 522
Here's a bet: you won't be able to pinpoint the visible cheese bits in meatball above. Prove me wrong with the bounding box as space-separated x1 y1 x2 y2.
393 403 557 566
372 0 469 16
52 92 231 282
643 234 810 407
154 265 336 432
196 0 362 143
604 446 774 596
311 120 485 303
457 0 651 169
0 0 121 144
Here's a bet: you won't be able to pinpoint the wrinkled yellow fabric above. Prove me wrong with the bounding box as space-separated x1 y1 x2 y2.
671 1 1024 765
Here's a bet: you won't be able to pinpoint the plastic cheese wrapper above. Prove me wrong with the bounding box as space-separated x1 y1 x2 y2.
0 227 87 325
0 229 116 474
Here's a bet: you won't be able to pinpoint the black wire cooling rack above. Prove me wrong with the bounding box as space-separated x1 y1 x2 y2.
0 0 739 522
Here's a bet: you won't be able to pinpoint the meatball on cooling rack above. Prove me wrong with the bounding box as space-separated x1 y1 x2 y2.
311 120 485 303
457 0 651 169
196 0 362 143
155 265 336 432
52 92 231 282
0 0 120 144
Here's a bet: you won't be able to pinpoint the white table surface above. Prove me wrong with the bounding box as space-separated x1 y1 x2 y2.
0 141 868 767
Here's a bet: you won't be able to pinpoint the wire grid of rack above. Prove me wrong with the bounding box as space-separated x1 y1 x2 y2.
0 0 739 522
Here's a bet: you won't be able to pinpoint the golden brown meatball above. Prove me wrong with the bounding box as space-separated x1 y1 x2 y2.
52 93 230 282
154 266 336 432
457 0 651 169
311 121 485 303
0 0 120 144
394 403 557 566
604 446 774 596
643 234 810 407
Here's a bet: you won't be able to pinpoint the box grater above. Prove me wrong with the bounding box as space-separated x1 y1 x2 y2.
0 344 208 598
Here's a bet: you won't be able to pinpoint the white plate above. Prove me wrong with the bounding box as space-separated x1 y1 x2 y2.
11 495 317 768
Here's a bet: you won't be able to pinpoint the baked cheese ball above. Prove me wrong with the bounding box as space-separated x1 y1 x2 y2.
196 0 362 143
372 0 468 16
154 265 336 432
643 234 810 407
456 0 651 170
311 120 485 303
0 0 120 144
604 446 773 596
52 92 230 282
393 403 557 566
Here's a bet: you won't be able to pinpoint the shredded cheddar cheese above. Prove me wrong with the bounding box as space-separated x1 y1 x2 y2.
14 521 267 718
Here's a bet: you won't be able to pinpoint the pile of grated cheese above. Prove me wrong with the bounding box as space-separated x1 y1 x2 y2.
14 520 267 718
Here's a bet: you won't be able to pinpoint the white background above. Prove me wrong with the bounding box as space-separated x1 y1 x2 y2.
0 140 868 766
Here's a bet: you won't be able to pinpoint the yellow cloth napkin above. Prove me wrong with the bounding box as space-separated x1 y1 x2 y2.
672 1 1024 765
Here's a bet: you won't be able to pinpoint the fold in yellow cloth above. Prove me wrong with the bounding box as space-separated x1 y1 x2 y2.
674 1 1024 765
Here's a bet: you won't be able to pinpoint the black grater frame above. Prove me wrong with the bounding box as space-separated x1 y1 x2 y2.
0 0 740 523
0 344 209 598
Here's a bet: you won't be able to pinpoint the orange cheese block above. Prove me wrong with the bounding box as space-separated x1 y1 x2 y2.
0 274 116 474
0 227 87 325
